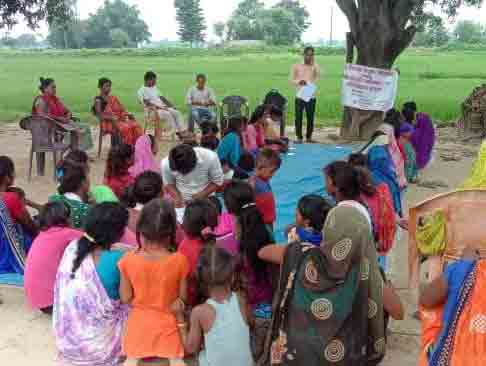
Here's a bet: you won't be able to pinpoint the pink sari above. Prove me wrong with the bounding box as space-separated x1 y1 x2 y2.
129 135 159 178
379 124 407 188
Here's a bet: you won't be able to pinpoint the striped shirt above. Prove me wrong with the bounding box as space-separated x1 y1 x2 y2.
161 147 224 202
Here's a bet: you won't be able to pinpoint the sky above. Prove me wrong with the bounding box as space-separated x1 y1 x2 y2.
5 0 486 42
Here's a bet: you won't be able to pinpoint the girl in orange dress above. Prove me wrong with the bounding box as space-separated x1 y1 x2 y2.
93 78 143 146
119 198 189 366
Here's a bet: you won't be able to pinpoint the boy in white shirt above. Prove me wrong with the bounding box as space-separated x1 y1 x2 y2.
137 71 185 132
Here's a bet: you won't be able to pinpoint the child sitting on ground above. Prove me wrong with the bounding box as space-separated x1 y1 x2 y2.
262 105 288 153
287 194 333 246
249 148 282 231
223 181 275 360
242 117 260 156
178 199 219 306
104 144 135 199
119 199 189 366
174 245 253 366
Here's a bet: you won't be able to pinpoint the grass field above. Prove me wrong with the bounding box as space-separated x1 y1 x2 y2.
0 49 485 126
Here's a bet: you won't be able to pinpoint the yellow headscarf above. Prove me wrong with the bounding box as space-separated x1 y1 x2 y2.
461 141 486 189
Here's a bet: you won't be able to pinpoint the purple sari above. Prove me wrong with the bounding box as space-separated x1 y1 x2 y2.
53 241 128 366
411 112 435 170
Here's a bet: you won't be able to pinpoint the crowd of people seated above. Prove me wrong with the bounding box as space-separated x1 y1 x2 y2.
4 78 486 366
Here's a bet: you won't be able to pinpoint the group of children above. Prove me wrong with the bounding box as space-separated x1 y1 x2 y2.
0 96 439 365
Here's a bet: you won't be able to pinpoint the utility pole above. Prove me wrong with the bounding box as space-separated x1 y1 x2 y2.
330 5 334 46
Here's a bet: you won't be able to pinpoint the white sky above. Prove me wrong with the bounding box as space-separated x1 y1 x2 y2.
5 0 486 42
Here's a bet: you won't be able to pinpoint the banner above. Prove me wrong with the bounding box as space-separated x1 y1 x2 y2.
341 64 398 112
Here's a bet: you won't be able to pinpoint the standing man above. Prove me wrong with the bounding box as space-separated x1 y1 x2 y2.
186 73 217 132
290 46 321 143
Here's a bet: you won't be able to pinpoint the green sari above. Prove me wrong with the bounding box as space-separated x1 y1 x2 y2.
48 194 90 229
259 205 386 366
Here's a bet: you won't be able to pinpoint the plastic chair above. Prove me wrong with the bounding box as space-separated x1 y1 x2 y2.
263 89 288 137
219 96 250 132
19 115 72 181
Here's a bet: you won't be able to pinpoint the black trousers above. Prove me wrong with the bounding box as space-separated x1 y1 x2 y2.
295 98 317 140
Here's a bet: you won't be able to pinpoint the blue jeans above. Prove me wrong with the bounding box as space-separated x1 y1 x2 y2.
189 107 217 131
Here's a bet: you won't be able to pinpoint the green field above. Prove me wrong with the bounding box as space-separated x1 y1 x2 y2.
0 49 485 125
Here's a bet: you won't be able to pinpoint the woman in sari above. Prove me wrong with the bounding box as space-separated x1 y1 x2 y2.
0 156 38 274
411 112 435 170
94 78 143 146
53 203 130 366
419 249 486 366
129 135 159 178
33 77 93 151
380 109 407 189
361 132 403 217
258 204 403 366
348 153 397 272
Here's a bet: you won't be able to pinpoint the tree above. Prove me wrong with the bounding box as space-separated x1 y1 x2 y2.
174 0 206 45
110 28 130 48
414 16 450 47
453 20 484 43
213 21 226 42
227 0 265 40
226 0 309 44
83 0 150 48
234 0 264 19
274 0 310 35
15 33 38 48
336 0 484 139
260 8 302 45
0 0 71 29
48 19 86 49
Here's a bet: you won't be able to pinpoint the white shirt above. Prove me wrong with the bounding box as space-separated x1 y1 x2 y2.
161 147 224 202
137 85 165 108
186 86 217 106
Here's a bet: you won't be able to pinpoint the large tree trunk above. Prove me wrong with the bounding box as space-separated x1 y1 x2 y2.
337 0 416 140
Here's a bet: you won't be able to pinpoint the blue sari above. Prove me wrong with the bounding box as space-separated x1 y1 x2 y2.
428 260 476 366
367 145 402 217
0 199 30 275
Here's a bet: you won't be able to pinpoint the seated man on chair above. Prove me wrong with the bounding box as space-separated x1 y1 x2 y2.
137 71 185 135
186 73 217 132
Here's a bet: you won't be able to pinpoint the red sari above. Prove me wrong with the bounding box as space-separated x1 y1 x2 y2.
100 95 142 146
33 94 70 118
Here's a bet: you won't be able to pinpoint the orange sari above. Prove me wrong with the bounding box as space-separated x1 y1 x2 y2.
419 260 486 366
100 95 142 146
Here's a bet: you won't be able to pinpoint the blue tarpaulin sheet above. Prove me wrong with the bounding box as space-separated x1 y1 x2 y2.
272 143 353 242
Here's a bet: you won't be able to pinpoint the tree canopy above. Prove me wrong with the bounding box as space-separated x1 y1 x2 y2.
226 0 309 45
0 0 71 29
47 0 150 49
174 0 206 44
414 16 450 47
453 20 485 43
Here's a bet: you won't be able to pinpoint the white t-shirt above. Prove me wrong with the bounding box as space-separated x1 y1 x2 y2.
137 85 165 108
185 86 217 106
161 147 224 202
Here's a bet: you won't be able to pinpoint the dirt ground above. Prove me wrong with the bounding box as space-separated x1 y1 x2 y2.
0 123 479 366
